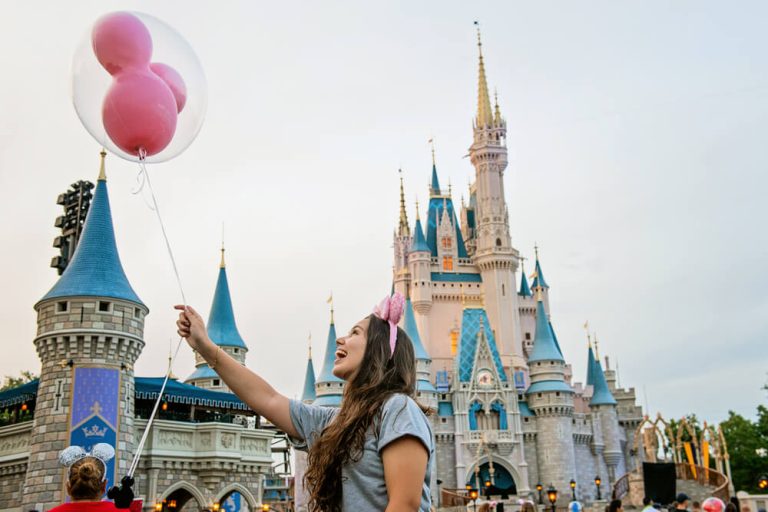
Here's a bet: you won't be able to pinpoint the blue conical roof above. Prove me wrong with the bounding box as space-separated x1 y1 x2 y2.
317 321 343 384
302 356 316 403
404 298 429 360
40 178 143 306
518 270 532 297
590 356 617 406
425 196 468 258
207 265 247 349
586 344 596 386
528 301 564 363
548 321 564 358
411 217 430 253
430 164 441 195
531 258 549 289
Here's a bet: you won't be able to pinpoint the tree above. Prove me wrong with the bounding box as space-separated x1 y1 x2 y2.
0 370 36 391
719 408 768 494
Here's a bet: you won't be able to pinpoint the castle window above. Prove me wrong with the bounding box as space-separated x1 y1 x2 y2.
496 238 502 247
98 301 111 312
442 237 452 249
443 256 453 271
441 418 447 423
56 301 69 313
134 308 142 318
525 332 531 340
234 348 239 354
502 284 505 296
212 379 220 387
556 392 560 397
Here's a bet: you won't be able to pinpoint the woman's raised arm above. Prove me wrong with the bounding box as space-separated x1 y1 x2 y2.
175 305 298 438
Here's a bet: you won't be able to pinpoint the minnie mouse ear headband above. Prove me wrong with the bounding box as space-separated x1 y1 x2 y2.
58 443 115 481
372 292 405 358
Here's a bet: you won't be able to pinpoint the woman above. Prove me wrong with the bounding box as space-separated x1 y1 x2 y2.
176 292 433 511
50 443 118 511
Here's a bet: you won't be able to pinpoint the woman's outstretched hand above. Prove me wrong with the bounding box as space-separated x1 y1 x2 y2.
175 305 210 353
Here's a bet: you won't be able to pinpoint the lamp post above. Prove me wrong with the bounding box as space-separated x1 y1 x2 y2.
757 475 768 491
469 488 479 512
485 480 492 498
547 485 558 512
537 483 544 505
570 479 576 501
261 505 271 512
594 476 602 501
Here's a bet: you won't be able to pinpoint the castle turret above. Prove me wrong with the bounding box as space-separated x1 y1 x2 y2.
589 345 622 486
403 297 436 409
301 340 316 404
467 27 525 371
531 247 551 315
526 295 575 505
24 151 147 508
186 246 247 391
409 205 432 348
314 303 343 407
393 172 412 298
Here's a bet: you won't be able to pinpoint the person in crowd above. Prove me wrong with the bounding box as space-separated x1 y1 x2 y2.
49 443 118 512
609 499 624 512
642 496 657 512
176 292 433 511
693 501 702 512
676 493 692 512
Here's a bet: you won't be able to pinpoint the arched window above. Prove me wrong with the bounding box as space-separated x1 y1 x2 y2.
495 238 502 247
469 401 483 431
491 401 508 430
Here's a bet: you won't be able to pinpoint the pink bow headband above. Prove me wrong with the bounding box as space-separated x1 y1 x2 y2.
373 292 405 358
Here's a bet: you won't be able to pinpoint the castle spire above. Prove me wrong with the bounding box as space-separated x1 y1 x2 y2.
430 142 441 197
589 348 617 406
532 244 549 289
494 89 502 125
518 260 532 297
39 150 142 306
98 148 107 181
398 170 410 237
314 300 344 406
207 248 247 349
301 332 316 403
528 298 564 363
474 21 493 128
411 200 430 253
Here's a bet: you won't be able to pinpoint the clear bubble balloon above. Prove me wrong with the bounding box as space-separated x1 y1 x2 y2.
702 498 726 512
72 11 207 163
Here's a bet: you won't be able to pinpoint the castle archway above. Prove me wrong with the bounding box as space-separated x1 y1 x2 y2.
216 482 258 512
465 458 518 498
158 481 206 511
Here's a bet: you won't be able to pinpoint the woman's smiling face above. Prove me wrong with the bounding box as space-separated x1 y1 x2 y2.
332 317 369 380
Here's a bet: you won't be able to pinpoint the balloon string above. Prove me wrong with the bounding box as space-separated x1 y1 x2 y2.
127 151 188 478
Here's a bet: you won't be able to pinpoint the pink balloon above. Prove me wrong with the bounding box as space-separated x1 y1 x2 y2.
150 63 187 113
92 12 152 75
102 70 178 157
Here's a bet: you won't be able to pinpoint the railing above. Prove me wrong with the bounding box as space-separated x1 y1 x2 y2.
441 488 473 507
613 463 730 502
467 430 514 443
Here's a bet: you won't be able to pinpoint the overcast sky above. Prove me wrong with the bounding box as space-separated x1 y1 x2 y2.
1 1 766 423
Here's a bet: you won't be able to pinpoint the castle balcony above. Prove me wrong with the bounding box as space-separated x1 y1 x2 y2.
465 429 516 456
133 418 274 470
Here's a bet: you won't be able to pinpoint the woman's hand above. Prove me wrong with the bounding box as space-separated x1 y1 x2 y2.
175 305 212 354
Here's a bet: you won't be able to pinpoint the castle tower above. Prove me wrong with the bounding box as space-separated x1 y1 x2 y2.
294 341 316 512
393 173 412 299
531 247 551 315
588 346 622 485
526 294 575 504
186 246 248 391
517 260 535 361
408 206 432 349
314 302 343 406
403 297 437 409
301 341 316 404
23 151 147 509
467 28 525 371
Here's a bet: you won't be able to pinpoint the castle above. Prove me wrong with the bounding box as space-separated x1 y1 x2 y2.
298 29 644 508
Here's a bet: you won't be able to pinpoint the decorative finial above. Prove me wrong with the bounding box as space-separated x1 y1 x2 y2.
429 137 436 167
474 20 482 54
308 332 312 359
415 197 420 220
220 223 226 268
448 178 452 197
583 321 591 348
98 148 107 181
534 243 540 261
398 169 410 237
327 292 334 324
593 332 600 361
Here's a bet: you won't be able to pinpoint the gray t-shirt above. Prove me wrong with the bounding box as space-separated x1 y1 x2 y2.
289 394 434 511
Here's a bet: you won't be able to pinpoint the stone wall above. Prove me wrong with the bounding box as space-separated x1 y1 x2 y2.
435 433 457 489
0 421 32 510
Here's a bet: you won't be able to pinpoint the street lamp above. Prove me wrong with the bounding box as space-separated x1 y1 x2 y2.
485 480 492 498
537 483 544 505
547 485 558 512
469 488 479 512
570 479 576 500
261 505 271 512
594 476 602 501
758 475 768 491
154 503 162 512
212 504 220 512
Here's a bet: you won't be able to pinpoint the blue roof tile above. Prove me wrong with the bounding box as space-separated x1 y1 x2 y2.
590 357 617 406
526 380 574 394
417 379 437 392
207 266 247 349
586 345 596 387
457 308 507 383
518 401 534 417
317 322 343 385
528 301 565 363
40 179 143 306
430 164 441 195
302 357 316 403
519 270 532 297
404 298 430 360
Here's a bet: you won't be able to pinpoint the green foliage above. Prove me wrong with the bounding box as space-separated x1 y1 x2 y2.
720 407 768 494
0 371 36 391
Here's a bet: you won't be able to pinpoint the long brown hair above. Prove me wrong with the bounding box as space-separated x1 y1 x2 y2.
304 313 429 511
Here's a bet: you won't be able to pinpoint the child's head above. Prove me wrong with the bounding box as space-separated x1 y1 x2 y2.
58 443 114 501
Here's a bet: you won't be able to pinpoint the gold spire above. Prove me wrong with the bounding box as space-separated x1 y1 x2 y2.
328 292 334 324
430 137 436 167
220 224 226 268
494 89 502 124
584 321 591 348
415 198 420 220
534 242 540 261
593 332 600 361
398 170 410 237
98 148 107 181
474 21 493 127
